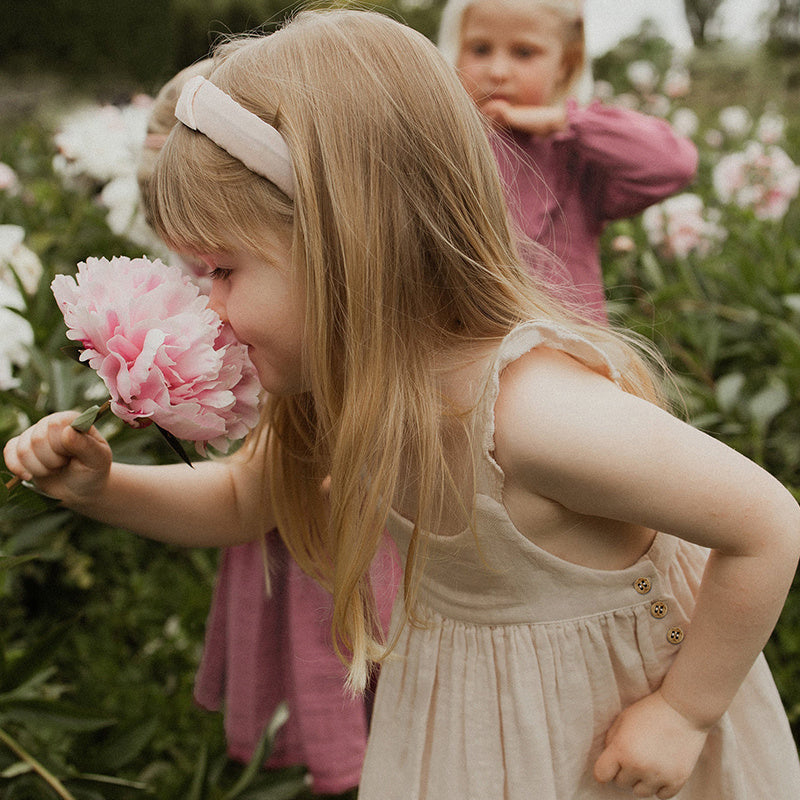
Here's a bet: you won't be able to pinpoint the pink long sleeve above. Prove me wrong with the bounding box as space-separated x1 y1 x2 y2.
555 99 699 223
492 100 698 322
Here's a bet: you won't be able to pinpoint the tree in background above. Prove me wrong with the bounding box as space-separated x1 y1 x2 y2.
0 0 447 90
682 0 725 46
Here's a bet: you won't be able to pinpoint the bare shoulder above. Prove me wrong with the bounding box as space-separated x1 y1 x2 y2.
492 343 669 515
493 345 623 462
491 344 797 554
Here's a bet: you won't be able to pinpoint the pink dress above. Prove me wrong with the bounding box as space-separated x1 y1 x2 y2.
194 531 401 794
358 320 800 799
494 100 698 322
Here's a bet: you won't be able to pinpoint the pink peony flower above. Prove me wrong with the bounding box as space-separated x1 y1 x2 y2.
713 142 800 221
642 194 727 260
51 256 261 454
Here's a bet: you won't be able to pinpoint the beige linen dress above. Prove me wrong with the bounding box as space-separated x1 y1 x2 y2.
359 321 800 799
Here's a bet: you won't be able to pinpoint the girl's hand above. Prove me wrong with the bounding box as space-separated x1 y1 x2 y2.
593 689 709 799
3 412 112 503
481 99 567 136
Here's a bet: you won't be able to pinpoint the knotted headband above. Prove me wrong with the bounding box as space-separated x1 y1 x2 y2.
175 75 295 199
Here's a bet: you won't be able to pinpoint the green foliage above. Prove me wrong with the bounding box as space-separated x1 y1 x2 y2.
598 47 800 741
0 0 447 92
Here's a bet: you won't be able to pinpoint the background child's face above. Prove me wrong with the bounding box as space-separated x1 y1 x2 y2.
456 0 568 112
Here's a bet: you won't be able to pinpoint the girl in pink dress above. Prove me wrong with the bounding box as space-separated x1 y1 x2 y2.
439 0 698 322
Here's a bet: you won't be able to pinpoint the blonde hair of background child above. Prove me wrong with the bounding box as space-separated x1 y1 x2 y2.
147 8 664 693
136 59 214 207
438 0 592 104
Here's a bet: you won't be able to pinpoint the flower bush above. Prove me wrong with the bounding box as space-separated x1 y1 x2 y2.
712 141 800 221
641 193 727 259
53 97 168 257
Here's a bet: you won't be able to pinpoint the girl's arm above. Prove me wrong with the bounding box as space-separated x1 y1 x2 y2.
494 348 800 798
3 412 272 547
552 100 699 221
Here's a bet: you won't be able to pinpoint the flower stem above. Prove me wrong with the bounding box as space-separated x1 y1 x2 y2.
0 726 78 800
3 399 112 493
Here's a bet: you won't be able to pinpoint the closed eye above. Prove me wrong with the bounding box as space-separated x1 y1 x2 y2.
209 267 233 281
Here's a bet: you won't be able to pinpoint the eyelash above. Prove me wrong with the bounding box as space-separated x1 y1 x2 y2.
209 267 233 281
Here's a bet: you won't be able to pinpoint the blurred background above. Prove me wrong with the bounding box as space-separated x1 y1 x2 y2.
0 2 799 799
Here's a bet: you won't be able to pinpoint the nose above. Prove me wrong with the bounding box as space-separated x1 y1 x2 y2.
207 282 228 325
487 53 511 82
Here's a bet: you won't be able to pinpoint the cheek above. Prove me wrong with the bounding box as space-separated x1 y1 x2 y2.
457 65 486 103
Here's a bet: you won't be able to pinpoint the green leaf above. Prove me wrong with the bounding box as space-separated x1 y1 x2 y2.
85 718 158 772
748 378 790 431
223 703 290 800
0 622 74 693
186 741 209 800
0 699 114 733
70 406 102 433
714 372 745 414
155 425 194 468
0 554 39 572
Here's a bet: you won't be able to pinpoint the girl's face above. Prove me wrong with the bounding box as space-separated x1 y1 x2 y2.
456 0 568 111
197 225 307 396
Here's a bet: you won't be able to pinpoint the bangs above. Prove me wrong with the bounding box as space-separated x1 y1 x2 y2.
148 123 293 257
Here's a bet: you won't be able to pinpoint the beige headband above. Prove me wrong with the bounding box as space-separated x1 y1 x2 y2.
175 75 295 199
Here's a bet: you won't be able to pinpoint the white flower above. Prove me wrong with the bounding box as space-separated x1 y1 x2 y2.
713 142 800 221
755 112 786 145
0 225 43 294
592 80 615 102
53 99 153 186
614 93 640 110
642 194 727 259
610 235 636 254
0 282 34 390
627 60 659 94
671 108 699 139
0 162 20 195
664 66 691 99
718 105 751 138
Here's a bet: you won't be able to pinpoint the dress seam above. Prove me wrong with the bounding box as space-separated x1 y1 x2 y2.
412 599 656 630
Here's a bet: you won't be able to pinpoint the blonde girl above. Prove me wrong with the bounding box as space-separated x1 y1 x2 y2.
5 9 800 799
135 59 399 794
438 0 698 322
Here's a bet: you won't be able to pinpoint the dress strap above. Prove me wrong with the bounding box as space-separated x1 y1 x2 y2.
474 320 623 499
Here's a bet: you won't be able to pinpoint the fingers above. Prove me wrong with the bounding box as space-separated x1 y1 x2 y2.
592 747 620 785
595 757 669 798
3 411 103 483
595 747 676 799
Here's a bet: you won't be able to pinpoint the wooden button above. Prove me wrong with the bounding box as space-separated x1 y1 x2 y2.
667 626 684 645
650 601 668 619
634 577 652 594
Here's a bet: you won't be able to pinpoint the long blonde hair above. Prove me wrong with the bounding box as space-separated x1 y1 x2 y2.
148 8 662 692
